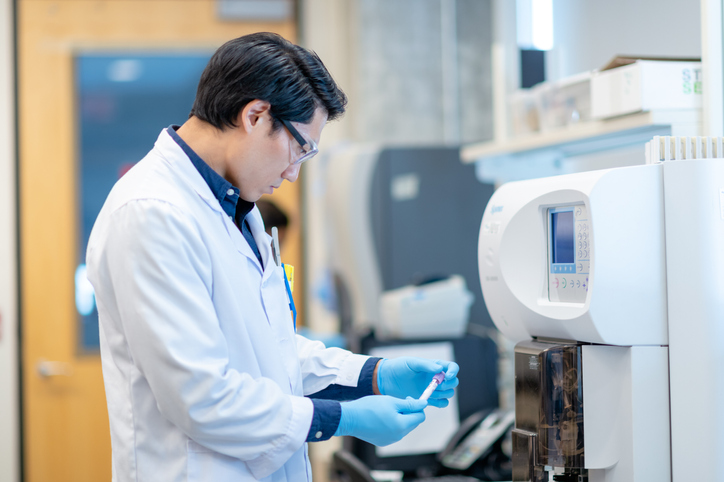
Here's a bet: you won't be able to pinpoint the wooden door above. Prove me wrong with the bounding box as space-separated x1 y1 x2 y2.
18 2 297 480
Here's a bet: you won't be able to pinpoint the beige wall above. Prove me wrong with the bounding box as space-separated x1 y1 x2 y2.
0 0 19 481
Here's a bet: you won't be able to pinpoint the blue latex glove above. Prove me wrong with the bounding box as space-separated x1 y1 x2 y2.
377 357 459 408
335 395 428 446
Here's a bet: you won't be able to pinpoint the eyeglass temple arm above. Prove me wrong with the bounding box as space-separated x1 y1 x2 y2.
280 119 309 149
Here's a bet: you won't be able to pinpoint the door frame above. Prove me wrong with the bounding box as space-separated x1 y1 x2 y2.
0 0 20 481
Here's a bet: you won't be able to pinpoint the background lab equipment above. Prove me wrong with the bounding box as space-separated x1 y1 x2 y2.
332 402 514 482
324 146 509 479
325 146 496 338
477 135 724 482
346 335 504 480
377 275 474 340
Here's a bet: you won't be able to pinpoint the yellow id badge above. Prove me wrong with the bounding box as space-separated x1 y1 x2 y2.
283 264 294 293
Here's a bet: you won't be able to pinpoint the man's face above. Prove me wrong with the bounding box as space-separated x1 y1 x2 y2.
229 106 327 202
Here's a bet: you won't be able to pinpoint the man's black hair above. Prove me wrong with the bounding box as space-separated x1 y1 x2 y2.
190 32 347 131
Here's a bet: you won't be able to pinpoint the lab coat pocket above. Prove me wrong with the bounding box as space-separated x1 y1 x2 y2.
187 439 212 453
264 266 295 334
262 266 302 393
187 440 253 481
186 445 214 482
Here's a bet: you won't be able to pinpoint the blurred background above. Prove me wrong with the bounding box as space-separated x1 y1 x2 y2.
0 0 711 481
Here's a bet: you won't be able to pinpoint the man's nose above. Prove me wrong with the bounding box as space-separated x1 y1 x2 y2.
282 162 301 183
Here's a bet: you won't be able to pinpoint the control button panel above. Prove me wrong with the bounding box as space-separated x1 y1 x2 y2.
548 204 590 303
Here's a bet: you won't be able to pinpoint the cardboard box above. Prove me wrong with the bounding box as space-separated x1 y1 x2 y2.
591 57 702 119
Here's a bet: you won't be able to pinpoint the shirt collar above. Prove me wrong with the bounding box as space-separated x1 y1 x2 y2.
166 125 254 220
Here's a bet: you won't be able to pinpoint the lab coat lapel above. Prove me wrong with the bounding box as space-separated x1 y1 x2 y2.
246 207 276 281
223 216 265 272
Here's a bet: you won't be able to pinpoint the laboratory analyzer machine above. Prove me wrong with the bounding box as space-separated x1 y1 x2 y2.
478 136 724 482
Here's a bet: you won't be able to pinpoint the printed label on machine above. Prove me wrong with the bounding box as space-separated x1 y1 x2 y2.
548 204 590 303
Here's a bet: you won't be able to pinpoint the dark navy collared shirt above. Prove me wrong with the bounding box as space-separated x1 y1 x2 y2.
167 125 380 442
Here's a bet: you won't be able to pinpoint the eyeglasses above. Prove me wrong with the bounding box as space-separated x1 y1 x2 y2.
281 119 319 165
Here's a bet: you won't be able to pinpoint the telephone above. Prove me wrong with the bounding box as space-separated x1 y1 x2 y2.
332 409 514 482
438 409 514 472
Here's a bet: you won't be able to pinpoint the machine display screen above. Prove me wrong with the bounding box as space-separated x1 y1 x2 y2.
551 211 574 264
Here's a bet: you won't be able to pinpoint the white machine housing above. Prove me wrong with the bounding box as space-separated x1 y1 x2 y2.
478 164 668 346
479 165 671 482
479 139 724 482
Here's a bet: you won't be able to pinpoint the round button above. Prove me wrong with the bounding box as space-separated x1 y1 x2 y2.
315 431 323 439
227 188 235 196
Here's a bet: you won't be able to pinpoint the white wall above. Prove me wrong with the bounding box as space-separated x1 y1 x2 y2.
0 0 19 481
484 0 704 184
547 0 702 175
548 0 701 80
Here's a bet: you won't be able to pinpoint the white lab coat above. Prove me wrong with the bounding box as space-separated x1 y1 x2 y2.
86 129 370 482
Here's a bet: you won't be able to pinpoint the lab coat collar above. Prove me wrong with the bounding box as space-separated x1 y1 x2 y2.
155 129 276 277
166 124 242 220
156 129 225 215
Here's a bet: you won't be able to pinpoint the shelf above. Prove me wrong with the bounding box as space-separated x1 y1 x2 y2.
461 110 701 164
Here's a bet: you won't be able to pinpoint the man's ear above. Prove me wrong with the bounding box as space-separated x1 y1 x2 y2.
237 100 272 133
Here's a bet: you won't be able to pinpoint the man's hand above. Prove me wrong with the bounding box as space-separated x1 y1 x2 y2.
376 357 459 408
335 396 427 446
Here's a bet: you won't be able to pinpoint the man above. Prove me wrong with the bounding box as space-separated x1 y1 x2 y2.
87 32 458 482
